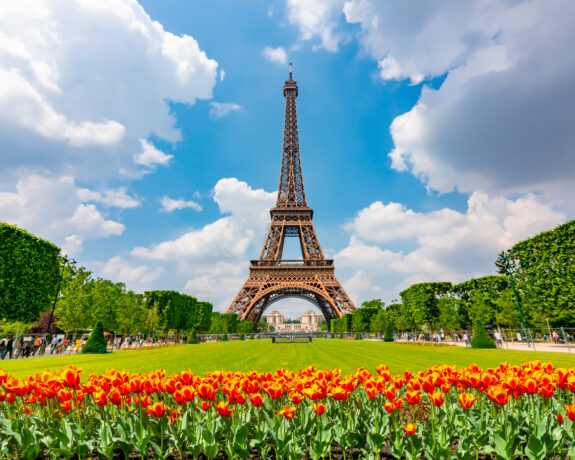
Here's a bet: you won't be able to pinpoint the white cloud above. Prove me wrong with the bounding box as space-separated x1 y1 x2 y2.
220 69 226 82
0 174 127 255
0 0 218 182
340 0 575 201
263 46 288 64
133 178 276 309
209 102 243 120
160 196 202 212
286 0 346 51
336 192 566 304
134 139 173 169
285 1 575 205
95 256 163 293
78 187 141 209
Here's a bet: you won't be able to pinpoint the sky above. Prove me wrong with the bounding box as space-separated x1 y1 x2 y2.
1 0 573 318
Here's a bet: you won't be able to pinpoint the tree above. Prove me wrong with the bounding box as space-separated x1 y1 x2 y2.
452 276 510 327
351 307 379 332
116 291 147 335
361 299 385 309
399 282 452 330
82 321 107 354
221 313 238 333
0 223 61 322
499 221 575 327
56 265 95 331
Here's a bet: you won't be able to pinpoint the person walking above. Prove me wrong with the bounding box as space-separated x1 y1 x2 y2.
1 337 14 360
494 331 503 348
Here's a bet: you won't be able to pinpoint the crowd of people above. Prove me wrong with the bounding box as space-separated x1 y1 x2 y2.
0 333 193 360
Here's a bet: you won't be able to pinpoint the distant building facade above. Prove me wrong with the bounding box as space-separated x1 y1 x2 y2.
264 310 324 332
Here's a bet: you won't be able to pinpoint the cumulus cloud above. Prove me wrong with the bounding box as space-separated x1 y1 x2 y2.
95 256 163 293
134 139 173 170
0 174 128 255
160 196 202 213
0 0 218 182
263 46 288 64
285 1 575 204
286 0 346 51
336 192 566 304
345 0 575 200
133 178 276 308
209 102 243 120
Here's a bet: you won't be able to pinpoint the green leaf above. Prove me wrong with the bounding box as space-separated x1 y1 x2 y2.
525 435 544 460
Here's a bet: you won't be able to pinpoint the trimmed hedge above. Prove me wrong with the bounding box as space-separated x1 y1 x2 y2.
0 223 61 322
383 325 394 342
82 321 107 354
471 321 496 349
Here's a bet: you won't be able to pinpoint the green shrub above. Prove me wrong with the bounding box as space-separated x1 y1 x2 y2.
81 321 107 354
221 333 228 342
470 321 496 349
383 325 394 342
249 334 254 340
239 333 245 341
339 332 344 339
330 333 335 339
188 330 198 344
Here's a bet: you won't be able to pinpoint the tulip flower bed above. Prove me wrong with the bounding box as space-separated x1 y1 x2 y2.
1 360 575 459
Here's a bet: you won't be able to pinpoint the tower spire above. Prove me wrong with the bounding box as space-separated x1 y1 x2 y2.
289 62 292 80
277 63 306 207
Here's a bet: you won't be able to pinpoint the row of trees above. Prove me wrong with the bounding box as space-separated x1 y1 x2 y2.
0 222 218 336
344 220 574 333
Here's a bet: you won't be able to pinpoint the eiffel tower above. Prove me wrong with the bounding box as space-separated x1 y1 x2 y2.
226 67 356 326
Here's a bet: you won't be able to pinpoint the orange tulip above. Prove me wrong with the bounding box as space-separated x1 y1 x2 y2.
198 401 210 411
522 379 537 395
488 386 508 406
557 413 565 424
458 392 478 409
61 367 81 388
215 400 234 417
290 392 304 405
249 392 264 407
148 402 166 418
277 404 296 420
565 403 575 422
331 386 349 401
109 389 122 406
384 401 394 413
385 386 396 401
60 400 72 412
197 383 217 401
312 402 326 415
405 390 422 405
428 391 444 407
394 398 404 409
402 423 417 436
93 390 107 407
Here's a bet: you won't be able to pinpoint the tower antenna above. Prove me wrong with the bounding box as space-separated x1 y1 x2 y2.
289 62 292 80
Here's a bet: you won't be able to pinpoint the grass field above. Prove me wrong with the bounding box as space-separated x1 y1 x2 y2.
1 339 575 379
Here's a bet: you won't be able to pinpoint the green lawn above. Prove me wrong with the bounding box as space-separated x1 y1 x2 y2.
1 339 575 379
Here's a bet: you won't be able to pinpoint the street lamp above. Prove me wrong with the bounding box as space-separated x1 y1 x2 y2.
45 255 74 336
501 252 530 348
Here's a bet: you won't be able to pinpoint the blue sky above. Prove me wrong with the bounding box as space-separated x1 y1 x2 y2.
1 0 573 317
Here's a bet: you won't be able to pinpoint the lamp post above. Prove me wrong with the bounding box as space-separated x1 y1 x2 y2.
46 255 73 337
502 252 530 348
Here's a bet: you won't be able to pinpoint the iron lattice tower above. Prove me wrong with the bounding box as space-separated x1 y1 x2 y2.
226 70 356 326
